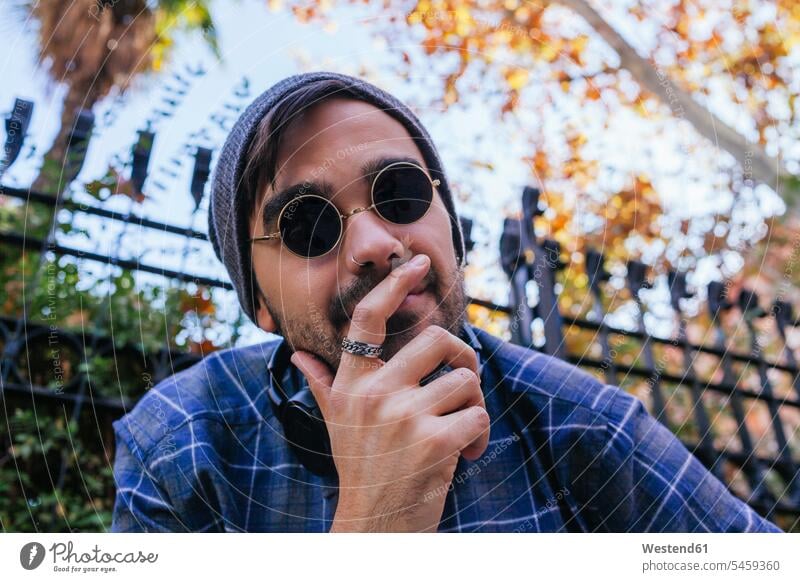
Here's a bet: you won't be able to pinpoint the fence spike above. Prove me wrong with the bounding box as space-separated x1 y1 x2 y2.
191 147 213 209
738 288 767 318
130 130 155 195
68 109 94 146
499 218 523 277
707 281 732 315
626 260 652 296
459 216 474 255
541 239 566 272
667 270 692 311
522 185 543 216
772 299 796 331
585 249 610 292
1 98 34 174
58 109 95 184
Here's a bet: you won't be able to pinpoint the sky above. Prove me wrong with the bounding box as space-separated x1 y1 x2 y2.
0 0 788 347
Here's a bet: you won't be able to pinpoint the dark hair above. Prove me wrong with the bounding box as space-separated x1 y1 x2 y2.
242 79 366 312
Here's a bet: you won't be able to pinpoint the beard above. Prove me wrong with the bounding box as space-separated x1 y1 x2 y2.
267 261 468 372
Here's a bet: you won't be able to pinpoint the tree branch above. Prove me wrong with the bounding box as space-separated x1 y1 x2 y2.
552 0 783 191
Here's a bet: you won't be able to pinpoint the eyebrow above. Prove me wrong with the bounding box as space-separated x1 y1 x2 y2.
259 155 425 230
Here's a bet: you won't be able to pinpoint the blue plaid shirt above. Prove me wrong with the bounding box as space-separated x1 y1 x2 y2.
111 324 781 532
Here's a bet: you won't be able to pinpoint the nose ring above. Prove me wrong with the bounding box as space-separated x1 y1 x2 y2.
351 255 368 267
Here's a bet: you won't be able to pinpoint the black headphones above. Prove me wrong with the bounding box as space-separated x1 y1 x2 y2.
267 339 336 476
266 326 492 477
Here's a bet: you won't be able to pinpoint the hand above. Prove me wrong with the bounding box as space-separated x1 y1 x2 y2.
291 254 490 532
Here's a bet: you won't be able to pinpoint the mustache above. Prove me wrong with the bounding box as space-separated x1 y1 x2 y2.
328 266 438 330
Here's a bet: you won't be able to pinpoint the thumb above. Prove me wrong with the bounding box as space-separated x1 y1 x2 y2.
290 350 335 407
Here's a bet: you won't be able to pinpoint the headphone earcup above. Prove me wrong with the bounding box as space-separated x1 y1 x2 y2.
267 340 336 477
281 389 335 477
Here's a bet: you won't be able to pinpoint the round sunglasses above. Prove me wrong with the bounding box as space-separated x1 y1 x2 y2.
250 160 440 258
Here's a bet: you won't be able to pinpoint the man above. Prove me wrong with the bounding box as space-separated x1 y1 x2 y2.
111 71 780 533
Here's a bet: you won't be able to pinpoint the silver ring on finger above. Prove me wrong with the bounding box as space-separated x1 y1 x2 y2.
341 337 383 359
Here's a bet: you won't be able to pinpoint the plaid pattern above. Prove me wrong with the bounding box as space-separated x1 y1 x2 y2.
111 324 781 532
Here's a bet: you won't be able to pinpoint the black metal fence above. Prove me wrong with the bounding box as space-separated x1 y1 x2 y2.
1 105 799 531
487 187 800 531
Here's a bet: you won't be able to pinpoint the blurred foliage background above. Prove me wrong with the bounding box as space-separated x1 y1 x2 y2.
2 0 800 531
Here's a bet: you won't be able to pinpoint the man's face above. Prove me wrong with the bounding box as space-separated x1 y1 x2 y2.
248 97 467 371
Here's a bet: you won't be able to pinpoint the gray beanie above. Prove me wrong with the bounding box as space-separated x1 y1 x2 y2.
208 71 466 324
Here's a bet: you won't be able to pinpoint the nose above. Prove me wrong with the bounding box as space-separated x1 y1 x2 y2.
340 209 405 274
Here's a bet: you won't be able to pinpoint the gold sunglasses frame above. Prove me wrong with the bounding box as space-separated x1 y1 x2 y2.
249 160 440 259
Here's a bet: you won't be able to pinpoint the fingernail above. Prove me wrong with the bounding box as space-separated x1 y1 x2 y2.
410 254 428 268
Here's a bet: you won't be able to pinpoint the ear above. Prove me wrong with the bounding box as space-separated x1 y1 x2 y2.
255 297 278 334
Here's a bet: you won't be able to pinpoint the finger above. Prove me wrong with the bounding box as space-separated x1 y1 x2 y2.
388 325 478 383
415 367 485 416
338 253 430 378
290 350 335 413
434 405 490 462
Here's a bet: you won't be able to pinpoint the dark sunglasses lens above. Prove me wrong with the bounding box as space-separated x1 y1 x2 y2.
372 164 433 224
279 196 341 257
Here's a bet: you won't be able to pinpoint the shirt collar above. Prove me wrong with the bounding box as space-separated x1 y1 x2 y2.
459 321 485 376
460 320 482 351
